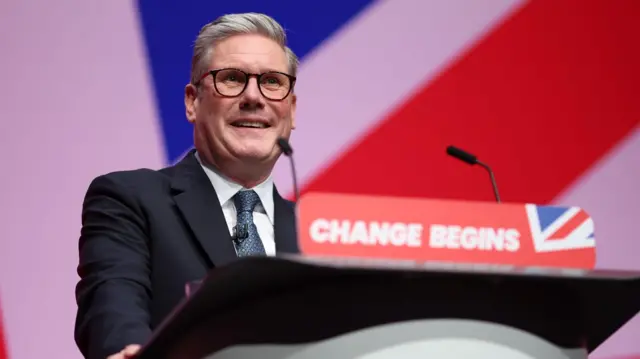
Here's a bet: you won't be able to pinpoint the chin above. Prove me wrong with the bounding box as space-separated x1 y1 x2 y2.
232 147 275 162
223 135 278 160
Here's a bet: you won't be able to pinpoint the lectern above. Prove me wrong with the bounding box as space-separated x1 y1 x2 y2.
133 256 640 359
134 193 640 359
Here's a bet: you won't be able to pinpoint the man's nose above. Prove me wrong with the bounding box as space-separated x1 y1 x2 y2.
241 77 264 104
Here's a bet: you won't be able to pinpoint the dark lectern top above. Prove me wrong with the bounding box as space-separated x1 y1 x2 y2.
134 255 640 359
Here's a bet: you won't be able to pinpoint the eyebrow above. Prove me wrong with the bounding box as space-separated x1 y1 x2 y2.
216 65 288 74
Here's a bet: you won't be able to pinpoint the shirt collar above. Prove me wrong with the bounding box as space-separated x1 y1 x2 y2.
195 151 274 224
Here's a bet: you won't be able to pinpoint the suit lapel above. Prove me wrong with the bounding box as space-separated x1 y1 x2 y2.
170 151 238 267
273 186 299 254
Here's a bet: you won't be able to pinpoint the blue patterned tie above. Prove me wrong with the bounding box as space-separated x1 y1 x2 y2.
233 190 266 256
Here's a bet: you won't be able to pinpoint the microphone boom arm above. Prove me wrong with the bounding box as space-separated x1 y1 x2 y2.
476 160 501 203
277 137 301 203
446 145 502 203
288 152 300 203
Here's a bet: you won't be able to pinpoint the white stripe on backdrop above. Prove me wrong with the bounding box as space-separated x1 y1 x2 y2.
271 0 527 196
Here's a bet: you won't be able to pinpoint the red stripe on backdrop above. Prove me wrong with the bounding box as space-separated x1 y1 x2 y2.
302 0 640 204
0 309 7 359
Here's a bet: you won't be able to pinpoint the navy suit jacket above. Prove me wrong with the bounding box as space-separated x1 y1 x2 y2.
74 150 298 359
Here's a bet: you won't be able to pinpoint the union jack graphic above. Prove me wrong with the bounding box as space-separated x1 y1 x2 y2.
525 204 596 253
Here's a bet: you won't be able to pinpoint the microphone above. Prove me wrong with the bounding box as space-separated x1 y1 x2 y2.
446 145 501 203
233 223 249 242
277 137 301 203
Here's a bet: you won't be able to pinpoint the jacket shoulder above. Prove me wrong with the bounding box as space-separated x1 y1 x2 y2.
91 166 168 188
83 164 179 202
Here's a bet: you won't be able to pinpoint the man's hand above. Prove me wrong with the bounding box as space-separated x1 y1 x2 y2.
107 344 141 359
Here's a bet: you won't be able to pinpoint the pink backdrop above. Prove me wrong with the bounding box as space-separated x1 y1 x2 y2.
0 1 164 358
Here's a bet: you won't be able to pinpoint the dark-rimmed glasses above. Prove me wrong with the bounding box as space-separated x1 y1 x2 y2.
196 68 296 101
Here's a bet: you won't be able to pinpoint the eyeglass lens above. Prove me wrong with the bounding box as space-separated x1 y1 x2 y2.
214 69 292 100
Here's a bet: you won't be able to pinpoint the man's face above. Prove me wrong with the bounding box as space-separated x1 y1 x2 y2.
186 33 296 168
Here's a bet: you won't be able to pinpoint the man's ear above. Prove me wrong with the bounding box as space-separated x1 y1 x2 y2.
185 84 198 124
290 93 297 129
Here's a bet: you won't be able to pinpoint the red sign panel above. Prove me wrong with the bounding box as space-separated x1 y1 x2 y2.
296 192 596 269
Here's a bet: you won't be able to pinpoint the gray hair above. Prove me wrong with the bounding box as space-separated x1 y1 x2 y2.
190 13 299 85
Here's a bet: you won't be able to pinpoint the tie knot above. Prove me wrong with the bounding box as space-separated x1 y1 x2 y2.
233 190 261 213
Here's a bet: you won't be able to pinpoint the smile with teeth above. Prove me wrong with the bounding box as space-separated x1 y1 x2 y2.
231 121 270 129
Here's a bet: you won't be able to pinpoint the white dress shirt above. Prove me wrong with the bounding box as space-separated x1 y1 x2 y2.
195 152 276 256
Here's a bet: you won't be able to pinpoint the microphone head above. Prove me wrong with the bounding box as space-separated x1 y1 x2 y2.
233 223 249 241
446 145 477 165
277 137 293 156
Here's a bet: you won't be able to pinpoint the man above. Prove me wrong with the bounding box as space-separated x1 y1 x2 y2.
74 13 299 359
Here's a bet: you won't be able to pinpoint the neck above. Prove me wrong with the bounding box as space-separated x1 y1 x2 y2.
197 150 273 189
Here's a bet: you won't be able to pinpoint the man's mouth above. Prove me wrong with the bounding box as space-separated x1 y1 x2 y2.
231 120 270 129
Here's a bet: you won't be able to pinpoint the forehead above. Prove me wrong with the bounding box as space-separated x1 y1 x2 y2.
209 34 289 73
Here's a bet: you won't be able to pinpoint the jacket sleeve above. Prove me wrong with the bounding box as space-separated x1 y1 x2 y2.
74 174 152 359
